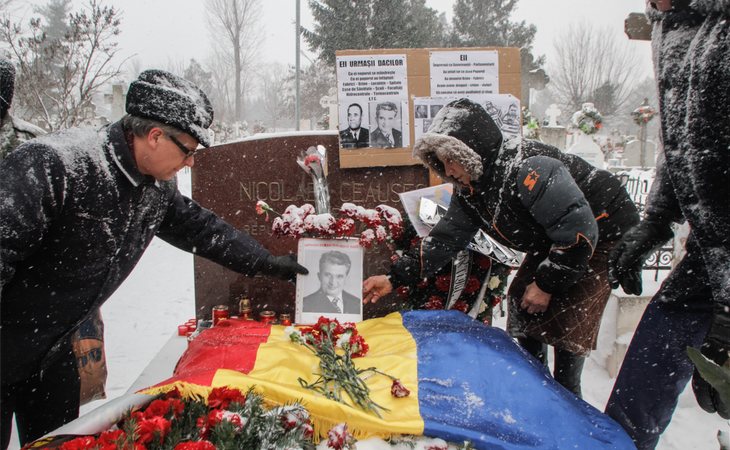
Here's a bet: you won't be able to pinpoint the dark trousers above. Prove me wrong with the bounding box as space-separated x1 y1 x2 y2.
0 344 80 449
605 237 714 450
518 336 586 398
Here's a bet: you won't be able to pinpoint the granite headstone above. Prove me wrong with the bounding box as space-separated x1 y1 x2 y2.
191 132 429 321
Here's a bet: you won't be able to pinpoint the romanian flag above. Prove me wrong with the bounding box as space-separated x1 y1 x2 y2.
143 310 634 449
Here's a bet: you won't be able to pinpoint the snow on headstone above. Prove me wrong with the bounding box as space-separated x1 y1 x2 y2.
566 134 605 169
623 138 656 167
540 104 567 150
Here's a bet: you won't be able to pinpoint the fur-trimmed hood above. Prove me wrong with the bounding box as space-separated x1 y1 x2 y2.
412 98 503 184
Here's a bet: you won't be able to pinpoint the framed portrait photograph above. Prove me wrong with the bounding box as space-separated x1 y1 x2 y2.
295 238 364 324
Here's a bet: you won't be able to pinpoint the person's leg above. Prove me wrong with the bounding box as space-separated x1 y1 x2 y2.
553 347 585 398
517 336 548 366
605 240 713 450
14 344 80 446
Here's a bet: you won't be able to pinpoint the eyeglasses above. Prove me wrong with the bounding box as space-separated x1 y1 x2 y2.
166 133 199 160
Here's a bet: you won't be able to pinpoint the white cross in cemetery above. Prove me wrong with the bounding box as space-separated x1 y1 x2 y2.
545 104 561 127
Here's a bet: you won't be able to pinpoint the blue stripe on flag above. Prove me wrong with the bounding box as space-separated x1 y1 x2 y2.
402 310 635 449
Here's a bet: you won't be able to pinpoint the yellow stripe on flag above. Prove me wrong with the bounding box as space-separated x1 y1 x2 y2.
212 312 423 439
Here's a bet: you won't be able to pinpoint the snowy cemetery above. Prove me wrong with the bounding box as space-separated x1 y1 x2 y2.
2 1 730 450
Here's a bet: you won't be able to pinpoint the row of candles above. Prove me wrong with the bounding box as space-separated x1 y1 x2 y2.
177 297 292 337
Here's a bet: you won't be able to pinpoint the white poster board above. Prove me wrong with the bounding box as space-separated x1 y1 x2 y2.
336 54 410 149
296 238 364 324
413 94 521 142
429 50 499 97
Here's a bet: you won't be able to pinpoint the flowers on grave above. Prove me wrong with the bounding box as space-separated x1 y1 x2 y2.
571 103 603 135
256 201 403 248
326 423 356 450
391 218 511 325
286 317 409 417
53 387 318 450
631 103 657 126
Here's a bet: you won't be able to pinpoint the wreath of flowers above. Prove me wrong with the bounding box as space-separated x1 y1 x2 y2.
256 201 403 248
571 103 603 135
51 387 319 450
391 219 511 325
631 104 657 126
286 316 409 418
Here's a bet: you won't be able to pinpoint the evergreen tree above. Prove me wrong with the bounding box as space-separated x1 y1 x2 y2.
302 0 446 64
449 0 546 101
33 0 70 41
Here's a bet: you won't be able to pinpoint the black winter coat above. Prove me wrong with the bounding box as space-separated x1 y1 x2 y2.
392 99 638 294
647 2 730 306
0 122 272 385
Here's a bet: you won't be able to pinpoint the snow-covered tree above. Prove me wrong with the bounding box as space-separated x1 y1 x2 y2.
0 0 124 131
302 0 446 65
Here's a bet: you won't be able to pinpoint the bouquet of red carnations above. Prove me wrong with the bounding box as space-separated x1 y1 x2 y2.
256 201 403 248
286 317 410 418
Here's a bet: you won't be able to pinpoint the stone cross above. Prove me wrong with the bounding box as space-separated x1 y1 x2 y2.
545 104 561 127
319 91 339 130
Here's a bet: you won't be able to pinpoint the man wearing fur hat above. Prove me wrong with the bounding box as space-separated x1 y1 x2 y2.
0 70 308 448
364 98 639 398
605 1 730 448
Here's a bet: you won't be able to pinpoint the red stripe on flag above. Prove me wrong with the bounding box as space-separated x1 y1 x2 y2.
151 319 272 388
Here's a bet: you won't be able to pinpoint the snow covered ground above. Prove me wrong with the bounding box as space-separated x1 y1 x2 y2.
8 170 729 449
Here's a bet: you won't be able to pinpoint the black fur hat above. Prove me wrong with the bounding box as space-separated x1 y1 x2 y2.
0 59 15 119
126 70 214 147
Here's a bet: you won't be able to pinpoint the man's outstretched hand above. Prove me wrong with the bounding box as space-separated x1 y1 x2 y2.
363 275 393 304
263 254 308 282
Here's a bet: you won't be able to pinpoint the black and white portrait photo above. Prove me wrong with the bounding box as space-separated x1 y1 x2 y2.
296 238 363 323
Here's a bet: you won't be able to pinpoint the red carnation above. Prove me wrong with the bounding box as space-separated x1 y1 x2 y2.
434 275 451 292
60 437 97 450
348 334 369 358
424 295 444 310
97 429 125 446
207 386 246 409
327 423 355 450
304 154 321 167
390 379 411 398
136 416 171 445
491 295 502 307
396 285 410 299
144 398 184 419
174 441 216 450
464 276 481 294
452 300 469 313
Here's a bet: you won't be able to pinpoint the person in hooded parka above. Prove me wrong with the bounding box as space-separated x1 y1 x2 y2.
605 1 730 448
363 98 639 398
0 69 308 448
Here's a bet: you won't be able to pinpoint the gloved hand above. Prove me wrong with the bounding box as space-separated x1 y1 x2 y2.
262 254 308 282
607 219 673 295
692 305 730 419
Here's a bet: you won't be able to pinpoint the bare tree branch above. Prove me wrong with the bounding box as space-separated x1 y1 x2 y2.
548 23 641 116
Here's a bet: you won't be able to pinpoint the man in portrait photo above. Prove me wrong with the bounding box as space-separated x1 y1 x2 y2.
339 103 369 148
370 101 402 148
302 251 361 314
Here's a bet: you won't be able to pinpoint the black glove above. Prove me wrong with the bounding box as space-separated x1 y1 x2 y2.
262 254 308 282
692 305 730 419
607 220 673 295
